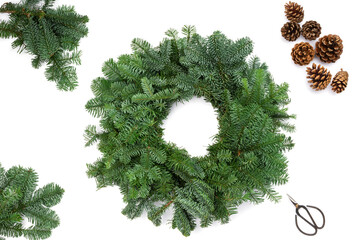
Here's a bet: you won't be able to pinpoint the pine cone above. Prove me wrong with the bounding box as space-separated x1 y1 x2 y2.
331 69 349 93
291 42 314 66
306 63 332 91
315 34 343 63
285 1 304 23
281 21 301 41
301 20 321 40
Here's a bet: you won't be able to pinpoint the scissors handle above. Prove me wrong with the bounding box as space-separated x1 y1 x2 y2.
295 205 325 236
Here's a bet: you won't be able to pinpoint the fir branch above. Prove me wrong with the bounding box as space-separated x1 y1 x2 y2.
0 164 64 240
0 21 20 38
0 0 88 91
182 25 196 43
131 38 151 53
0 6 45 18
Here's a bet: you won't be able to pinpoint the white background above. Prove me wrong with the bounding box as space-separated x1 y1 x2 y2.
1 0 355 239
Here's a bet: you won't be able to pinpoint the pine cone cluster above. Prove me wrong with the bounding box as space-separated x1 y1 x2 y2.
291 42 314 65
281 3 322 42
331 69 349 93
285 1 304 23
301 20 321 40
315 34 343 63
306 63 332 91
281 22 301 41
281 2 349 93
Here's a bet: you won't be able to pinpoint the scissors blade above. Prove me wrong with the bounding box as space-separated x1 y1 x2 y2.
287 194 298 207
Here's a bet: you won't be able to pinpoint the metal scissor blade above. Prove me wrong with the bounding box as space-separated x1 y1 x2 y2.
287 194 298 207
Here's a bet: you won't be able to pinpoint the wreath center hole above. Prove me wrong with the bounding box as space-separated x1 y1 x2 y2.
162 96 219 157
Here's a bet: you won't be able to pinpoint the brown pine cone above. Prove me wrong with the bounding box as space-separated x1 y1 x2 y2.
285 2 304 23
281 21 301 41
306 63 332 91
315 34 343 63
291 42 314 66
301 21 321 40
331 69 349 93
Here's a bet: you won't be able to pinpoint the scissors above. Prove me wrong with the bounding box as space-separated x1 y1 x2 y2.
287 194 325 236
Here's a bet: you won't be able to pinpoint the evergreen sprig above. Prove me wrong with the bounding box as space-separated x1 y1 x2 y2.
0 163 64 240
85 25 295 236
0 0 88 91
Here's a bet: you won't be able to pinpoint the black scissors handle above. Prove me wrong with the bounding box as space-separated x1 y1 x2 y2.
295 205 325 236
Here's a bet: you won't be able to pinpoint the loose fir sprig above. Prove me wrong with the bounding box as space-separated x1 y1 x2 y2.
0 0 88 91
0 163 64 240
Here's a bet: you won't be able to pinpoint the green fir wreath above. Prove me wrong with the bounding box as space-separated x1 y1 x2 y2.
85 26 295 236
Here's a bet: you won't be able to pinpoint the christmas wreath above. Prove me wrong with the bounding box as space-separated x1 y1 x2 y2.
85 26 295 236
